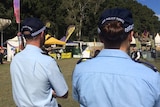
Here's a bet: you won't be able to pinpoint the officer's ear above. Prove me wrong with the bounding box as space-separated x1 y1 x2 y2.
40 31 44 37
129 31 134 43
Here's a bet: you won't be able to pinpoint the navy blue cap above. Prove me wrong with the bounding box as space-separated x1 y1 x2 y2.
21 17 46 37
98 8 134 33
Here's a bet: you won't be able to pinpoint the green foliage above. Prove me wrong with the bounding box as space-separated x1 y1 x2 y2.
0 0 160 44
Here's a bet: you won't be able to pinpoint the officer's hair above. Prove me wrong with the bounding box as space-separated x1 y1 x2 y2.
23 31 41 40
99 20 131 49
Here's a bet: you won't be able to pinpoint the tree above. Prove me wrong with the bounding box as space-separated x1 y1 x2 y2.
60 0 105 41
0 0 160 45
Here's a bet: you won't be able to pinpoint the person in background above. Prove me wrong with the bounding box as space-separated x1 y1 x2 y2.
131 48 142 61
151 48 156 58
10 17 68 107
0 46 4 64
72 8 160 107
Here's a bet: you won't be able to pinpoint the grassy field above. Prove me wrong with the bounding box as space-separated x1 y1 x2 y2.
0 58 80 107
0 58 160 107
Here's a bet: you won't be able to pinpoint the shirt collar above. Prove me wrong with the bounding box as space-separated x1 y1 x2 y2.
25 44 43 53
97 49 131 59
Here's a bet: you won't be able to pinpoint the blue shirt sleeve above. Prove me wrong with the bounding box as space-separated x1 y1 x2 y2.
46 59 68 97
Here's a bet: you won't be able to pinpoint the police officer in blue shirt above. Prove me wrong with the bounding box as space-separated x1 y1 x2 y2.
72 8 160 107
10 17 68 107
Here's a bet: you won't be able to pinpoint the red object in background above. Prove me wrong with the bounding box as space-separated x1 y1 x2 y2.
13 0 20 23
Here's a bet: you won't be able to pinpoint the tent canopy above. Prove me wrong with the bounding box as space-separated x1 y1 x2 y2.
0 18 11 31
155 33 160 46
45 34 66 45
7 36 19 48
0 18 12 46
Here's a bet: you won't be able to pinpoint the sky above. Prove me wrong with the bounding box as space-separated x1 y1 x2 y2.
137 0 160 20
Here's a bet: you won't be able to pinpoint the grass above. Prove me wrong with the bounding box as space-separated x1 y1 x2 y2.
0 58 79 107
0 64 15 107
0 58 160 107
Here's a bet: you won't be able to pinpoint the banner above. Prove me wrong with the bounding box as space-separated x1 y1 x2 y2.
65 25 75 42
13 0 20 23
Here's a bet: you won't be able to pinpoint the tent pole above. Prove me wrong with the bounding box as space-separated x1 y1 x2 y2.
1 30 3 47
18 23 20 32
17 23 21 51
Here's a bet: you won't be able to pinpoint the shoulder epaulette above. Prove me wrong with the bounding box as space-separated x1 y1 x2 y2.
41 52 55 59
135 60 158 72
41 51 49 55
77 58 92 64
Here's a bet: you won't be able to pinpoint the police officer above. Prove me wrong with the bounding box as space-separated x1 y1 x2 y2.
10 17 68 107
72 8 160 107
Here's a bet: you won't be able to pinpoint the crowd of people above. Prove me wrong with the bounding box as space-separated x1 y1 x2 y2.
8 7 160 107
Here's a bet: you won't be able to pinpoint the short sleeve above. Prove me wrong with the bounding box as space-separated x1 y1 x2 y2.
46 59 68 97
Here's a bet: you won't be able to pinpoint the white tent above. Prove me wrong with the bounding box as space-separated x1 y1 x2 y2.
130 36 136 44
7 36 20 61
155 33 160 46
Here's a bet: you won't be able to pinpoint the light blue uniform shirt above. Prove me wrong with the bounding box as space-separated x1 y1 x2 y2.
72 49 160 107
10 45 68 107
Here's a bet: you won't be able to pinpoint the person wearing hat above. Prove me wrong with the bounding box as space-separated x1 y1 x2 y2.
10 17 68 107
72 8 160 107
